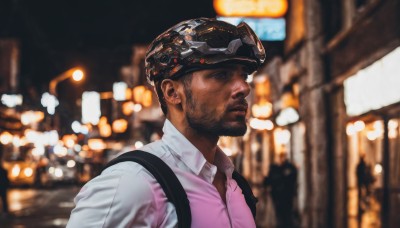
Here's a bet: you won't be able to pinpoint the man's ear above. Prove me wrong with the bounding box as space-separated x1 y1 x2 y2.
161 79 181 105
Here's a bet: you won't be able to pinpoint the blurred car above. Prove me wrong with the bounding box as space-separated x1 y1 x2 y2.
3 159 37 186
38 158 78 187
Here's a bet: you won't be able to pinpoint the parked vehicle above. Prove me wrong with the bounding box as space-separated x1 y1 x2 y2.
3 158 37 186
38 157 78 187
3 149 78 187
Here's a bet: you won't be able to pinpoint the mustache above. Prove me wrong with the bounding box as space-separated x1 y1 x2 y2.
227 99 248 111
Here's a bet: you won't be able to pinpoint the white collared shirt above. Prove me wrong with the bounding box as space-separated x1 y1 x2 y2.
67 119 255 228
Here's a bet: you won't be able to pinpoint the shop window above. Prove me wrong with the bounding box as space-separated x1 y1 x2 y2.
346 119 383 228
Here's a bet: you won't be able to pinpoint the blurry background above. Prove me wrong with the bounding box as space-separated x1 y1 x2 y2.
0 0 399 227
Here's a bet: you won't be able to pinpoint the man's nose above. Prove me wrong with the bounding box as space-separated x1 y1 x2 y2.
232 74 250 99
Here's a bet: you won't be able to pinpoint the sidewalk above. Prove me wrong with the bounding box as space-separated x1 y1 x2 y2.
348 189 381 228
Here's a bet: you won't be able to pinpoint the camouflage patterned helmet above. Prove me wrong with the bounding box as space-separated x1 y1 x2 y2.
145 18 266 85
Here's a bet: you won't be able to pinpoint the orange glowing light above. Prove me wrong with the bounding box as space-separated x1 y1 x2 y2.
122 101 135 116
142 90 152 107
254 78 270 97
133 86 146 104
125 88 133 100
112 119 128 133
88 139 106 151
72 69 84 81
99 124 112 138
62 134 77 148
131 86 152 108
214 0 288 18
252 100 273 119
0 131 13 145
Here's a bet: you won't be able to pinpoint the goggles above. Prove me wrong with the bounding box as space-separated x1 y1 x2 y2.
146 18 266 85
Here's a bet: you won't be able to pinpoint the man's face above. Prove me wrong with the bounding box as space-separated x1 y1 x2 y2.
180 65 251 137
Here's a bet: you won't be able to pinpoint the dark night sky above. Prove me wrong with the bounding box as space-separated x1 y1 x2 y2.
0 0 283 134
0 0 216 94
0 0 217 130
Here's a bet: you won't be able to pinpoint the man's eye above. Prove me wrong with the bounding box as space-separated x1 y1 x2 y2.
211 71 229 80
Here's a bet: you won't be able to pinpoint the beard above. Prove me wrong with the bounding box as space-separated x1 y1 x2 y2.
184 89 247 137
187 113 247 137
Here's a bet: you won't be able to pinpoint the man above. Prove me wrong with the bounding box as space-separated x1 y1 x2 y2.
356 153 375 199
356 153 375 225
67 17 265 227
264 152 298 228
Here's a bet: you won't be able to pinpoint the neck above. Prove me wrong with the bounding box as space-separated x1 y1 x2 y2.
168 117 219 164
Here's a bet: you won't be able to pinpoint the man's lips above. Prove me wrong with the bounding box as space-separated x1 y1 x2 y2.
228 104 248 115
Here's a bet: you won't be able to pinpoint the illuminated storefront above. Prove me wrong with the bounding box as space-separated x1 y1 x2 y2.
343 46 400 227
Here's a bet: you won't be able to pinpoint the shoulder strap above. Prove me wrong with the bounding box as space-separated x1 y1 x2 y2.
102 150 191 228
102 150 257 224
232 170 258 218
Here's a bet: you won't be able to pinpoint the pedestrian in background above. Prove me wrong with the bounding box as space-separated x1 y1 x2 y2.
264 151 298 228
0 161 10 216
356 153 375 226
68 17 265 227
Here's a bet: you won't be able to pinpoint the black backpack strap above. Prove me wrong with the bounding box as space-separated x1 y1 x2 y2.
102 150 191 228
232 170 258 218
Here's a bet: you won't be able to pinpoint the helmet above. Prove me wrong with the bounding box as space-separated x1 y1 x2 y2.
145 18 266 85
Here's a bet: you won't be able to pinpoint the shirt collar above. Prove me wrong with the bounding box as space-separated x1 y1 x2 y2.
161 119 235 181
161 119 207 176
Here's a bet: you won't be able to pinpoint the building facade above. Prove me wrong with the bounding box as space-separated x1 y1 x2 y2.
253 0 400 227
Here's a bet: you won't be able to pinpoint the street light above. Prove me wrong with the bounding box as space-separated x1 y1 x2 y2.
49 67 85 96
45 67 84 133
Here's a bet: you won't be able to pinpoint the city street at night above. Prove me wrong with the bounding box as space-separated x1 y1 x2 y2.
1 0 400 227
0 185 80 228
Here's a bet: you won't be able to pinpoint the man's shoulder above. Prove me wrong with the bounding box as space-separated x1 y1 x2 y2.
101 140 171 180
71 160 163 227
83 156 164 202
